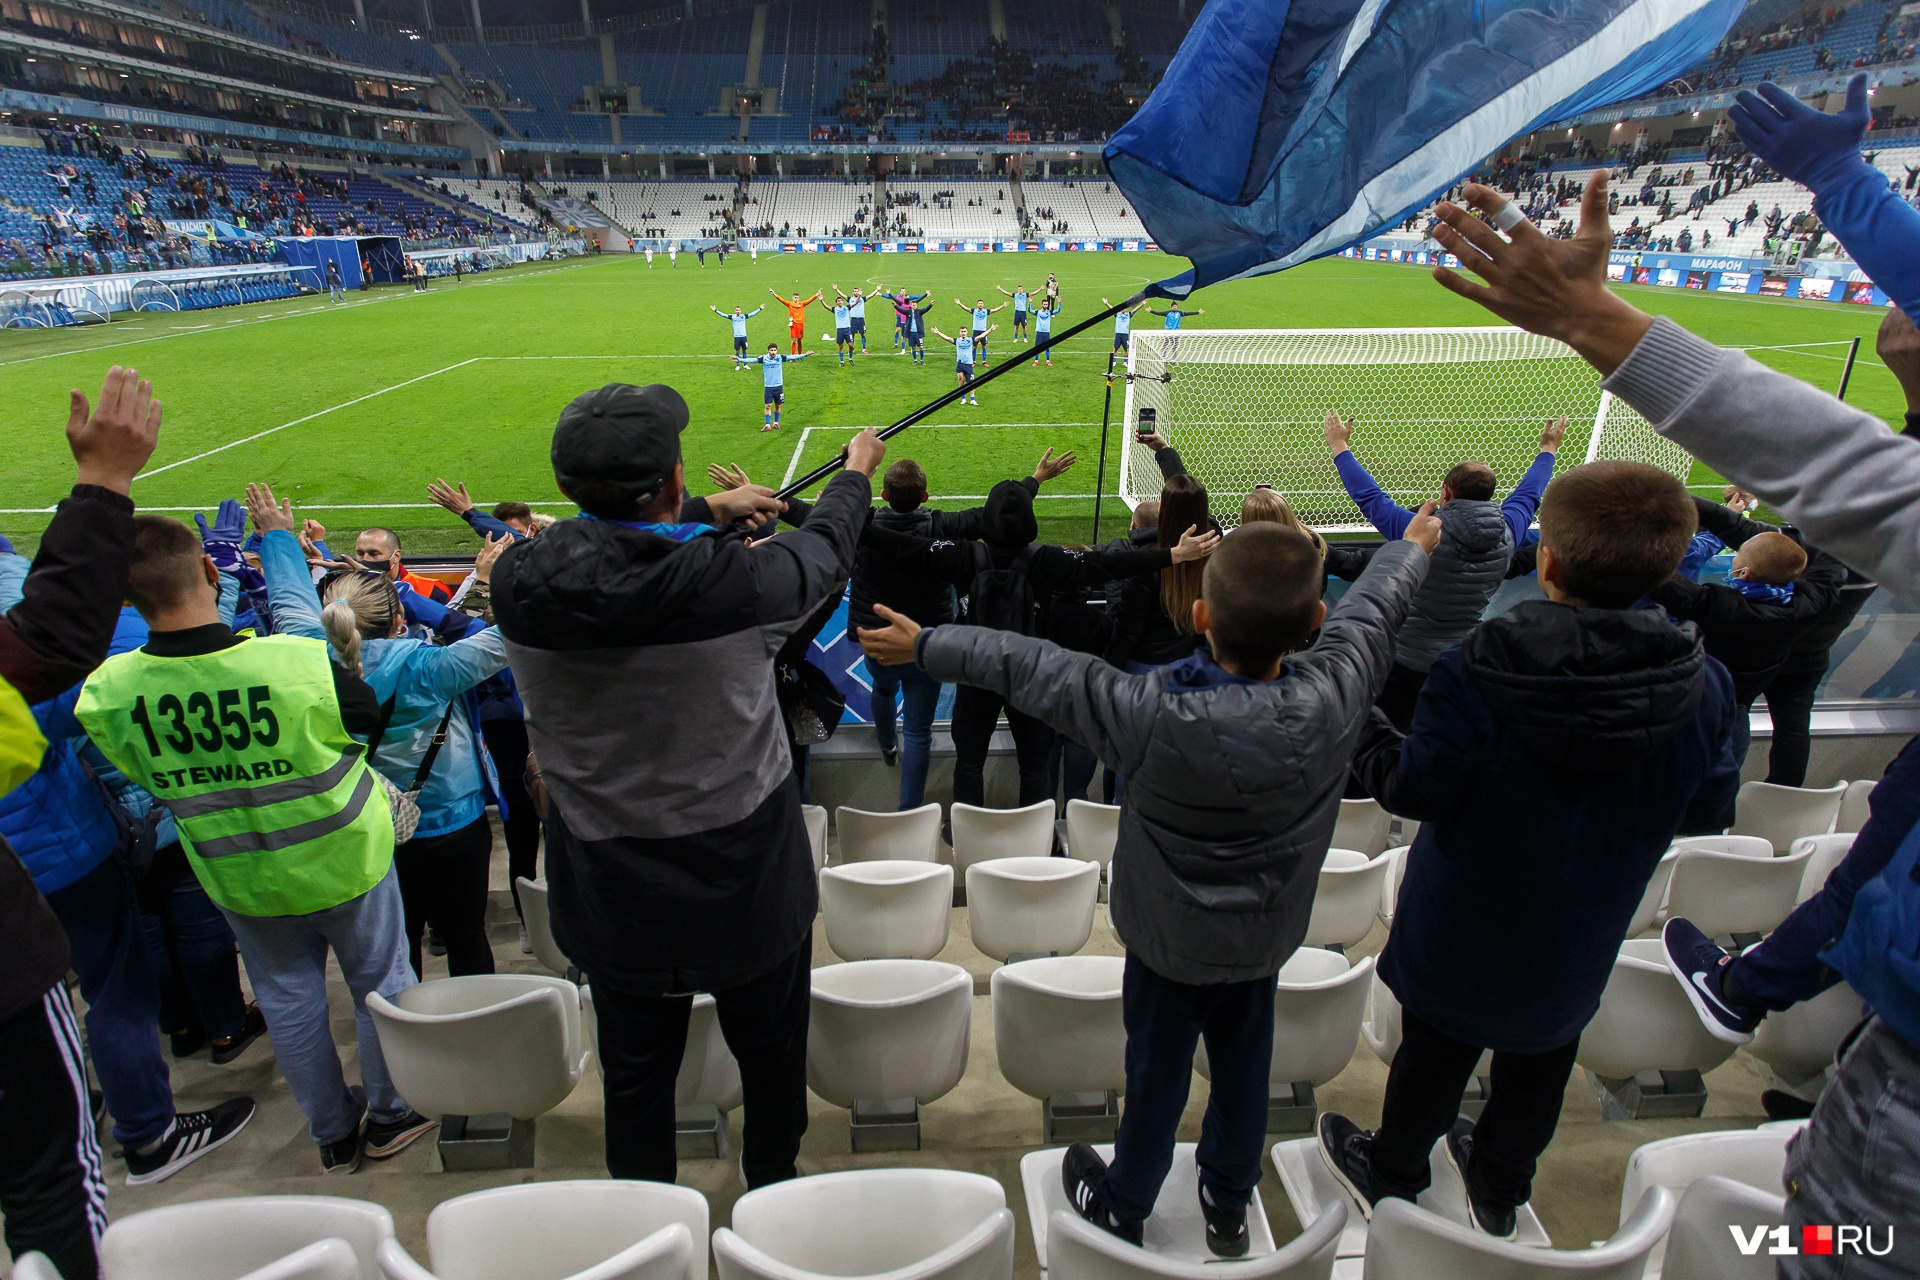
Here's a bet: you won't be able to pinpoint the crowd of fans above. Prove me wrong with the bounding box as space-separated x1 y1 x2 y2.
3 73 1919 1280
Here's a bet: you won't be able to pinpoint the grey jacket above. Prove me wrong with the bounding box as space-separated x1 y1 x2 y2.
916 540 1431 984
1394 500 1512 672
1604 316 1920 604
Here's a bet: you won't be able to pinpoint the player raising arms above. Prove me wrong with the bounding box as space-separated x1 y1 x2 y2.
831 284 872 353
822 289 856 366
903 293 934 365
929 321 995 405
955 295 1010 368
997 282 1039 343
738 340 812 430
1149 302 1206 358
876 283 928 352
771 287 820 354
711 302 764 365
1031 297 1059 367
1102 296 1150 357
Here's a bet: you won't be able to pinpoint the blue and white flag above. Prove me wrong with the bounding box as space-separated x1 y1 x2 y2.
1107 0 1747 295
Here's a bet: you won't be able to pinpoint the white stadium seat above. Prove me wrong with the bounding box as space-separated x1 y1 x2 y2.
1662 843 1811 940
579 988 744 1118
1577 941 1738 1117
1195 951 1372 1104
950 801 1056 872
991 956 1126 1140
514 876 574 978
1063 799 1121 872
802 804 829 873
1045 1202 1343 1280
1748 981 1865 1098
1789 833 1853 904
714 1169 1014 1280
966 856 1100 961
807 960 973 1148
101 1196 396 1280
820 861 954 961
1621 1128 1797 1279
1360 1188 1673 1280
1627 849 1679 938
1302 849 1392 951
835 803 943 863
375 1180 707 1280
1728 780 1845 853
10 1256 66 1280
1377 846 1410 928
1332 798 1392 857
1657 1177 1784 1280
1836 778 1875 835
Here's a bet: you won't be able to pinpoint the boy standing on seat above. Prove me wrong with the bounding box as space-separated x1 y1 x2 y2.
1319 462 1742 1239
858 513 1440 1254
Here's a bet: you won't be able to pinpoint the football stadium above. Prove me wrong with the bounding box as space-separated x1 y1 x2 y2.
3 0 1920 1278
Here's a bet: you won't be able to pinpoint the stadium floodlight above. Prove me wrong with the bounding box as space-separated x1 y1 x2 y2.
1116 328 1694 532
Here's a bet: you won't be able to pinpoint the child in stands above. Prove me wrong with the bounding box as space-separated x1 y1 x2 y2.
857 511 1440 1255
1320 461 1742 1240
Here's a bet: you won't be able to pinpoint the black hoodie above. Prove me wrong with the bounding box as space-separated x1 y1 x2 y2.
1352 601 1742 1052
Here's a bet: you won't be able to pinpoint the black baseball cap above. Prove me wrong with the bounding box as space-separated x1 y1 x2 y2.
550 383 690 502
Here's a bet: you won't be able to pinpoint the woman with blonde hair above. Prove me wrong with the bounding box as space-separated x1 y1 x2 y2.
247 485 513 982
1239 486 1326 554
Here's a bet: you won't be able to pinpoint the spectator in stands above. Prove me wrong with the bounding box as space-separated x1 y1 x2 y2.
1324 412 1563 728
353 528 452 603
1324 460 1740 1238
1429 165 1920 1280
488 383 851 1187
858 507 1439 1253
426 479 537 542
1106 440 1217 675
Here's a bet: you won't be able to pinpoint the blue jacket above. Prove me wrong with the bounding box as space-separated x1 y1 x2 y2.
1355 601 1741 1052
260 530 507 838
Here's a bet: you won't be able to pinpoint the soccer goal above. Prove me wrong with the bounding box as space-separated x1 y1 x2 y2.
1116 328 1696 532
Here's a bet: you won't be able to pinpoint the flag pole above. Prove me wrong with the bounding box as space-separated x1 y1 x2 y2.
773 290 1144 502
1090 348 1118 544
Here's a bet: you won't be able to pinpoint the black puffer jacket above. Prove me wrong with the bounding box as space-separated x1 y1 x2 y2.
1355 602 1742 1051
847 501 988 632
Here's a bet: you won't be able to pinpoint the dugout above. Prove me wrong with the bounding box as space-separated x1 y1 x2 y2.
275 235 407 290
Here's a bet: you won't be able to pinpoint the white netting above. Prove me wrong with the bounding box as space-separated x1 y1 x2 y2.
1117 328 1696 531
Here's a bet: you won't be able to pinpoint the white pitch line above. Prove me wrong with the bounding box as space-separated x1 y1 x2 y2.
132 358 483 481
781 426 814 488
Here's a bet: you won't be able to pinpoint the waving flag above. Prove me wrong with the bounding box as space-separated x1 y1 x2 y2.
1108 0 1748 295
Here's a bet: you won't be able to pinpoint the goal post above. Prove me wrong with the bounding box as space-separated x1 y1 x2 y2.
1116 328 1696 532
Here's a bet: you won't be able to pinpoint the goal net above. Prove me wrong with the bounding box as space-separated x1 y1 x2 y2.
1116 328 1696 531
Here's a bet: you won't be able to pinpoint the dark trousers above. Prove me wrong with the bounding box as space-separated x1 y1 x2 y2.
590 939 811 1188
137 845 246 1045
1046 734 1100 811
1099 953 1276 1224
1372 1006 1580 1212
481 717 543 918
1762 647 1828 788
949 684 1055 810
44 856 175 1149
394 815 496 979
0 988 108 1280
1375 661 1432 732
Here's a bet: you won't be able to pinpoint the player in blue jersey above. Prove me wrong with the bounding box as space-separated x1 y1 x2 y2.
997 283 1039 343
904 296 934 364
930 321 994 405
1102 296 1150 355
1031 301 1059 367
818 292 856 365
737 341 812 430
953 296 1010 368
832 284 871 353
712 303 765 364
1149 303 1205 358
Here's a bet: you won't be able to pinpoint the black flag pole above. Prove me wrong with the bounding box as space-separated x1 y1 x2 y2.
1090 348 1119 544
772 291 1144 502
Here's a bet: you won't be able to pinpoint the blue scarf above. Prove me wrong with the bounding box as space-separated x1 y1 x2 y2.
579 513 714 542
1730 576 1795 605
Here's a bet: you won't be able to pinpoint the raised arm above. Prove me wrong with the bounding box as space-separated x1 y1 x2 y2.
1499 421 1562 542
1325 412 1415 539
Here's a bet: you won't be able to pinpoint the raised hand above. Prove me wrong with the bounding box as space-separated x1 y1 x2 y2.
1539 414 1568 454
1031 447 1078 484
426 479 474 515
845 428 886 477
1729 73 1870 193
1723 485 1760 513
1322 411 1355 454
1404 500 1442 554
243 481 294 534
473 531 511 584
707 462 752 490
68 365 162 495
1172 526 1221 563
856 602 922 666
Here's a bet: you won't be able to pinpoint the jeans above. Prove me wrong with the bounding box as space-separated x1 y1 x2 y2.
590 939 811 1188
869 659 941 810
44 856 175 1149
1371 1005 1580 1212
0 988 108 1280
1729 735 1920 1011
1099 954 1276 1224
220 865 417 1147
481 717 543 918
137 844 246 1044
949 684 1055 810
1781 1018 1920 1278
1761 646 1828 788
394 814 496 979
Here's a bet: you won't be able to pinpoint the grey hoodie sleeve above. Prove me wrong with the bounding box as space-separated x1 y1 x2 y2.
915 626 1159 777
1602 316 1920 603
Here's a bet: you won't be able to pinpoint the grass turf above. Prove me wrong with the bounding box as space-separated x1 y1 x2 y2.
0 250 1900 556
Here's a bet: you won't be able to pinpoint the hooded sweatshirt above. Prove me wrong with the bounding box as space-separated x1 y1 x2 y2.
1353 601 1742 1052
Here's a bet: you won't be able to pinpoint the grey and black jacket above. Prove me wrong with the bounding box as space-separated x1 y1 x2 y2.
1393 500 1512 673
491 470 870 993
915 540 1430 984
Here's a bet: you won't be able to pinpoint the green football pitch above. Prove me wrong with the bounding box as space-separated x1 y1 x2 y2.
0 250 1902 554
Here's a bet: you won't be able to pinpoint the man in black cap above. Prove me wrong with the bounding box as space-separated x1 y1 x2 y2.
489 383 884 1187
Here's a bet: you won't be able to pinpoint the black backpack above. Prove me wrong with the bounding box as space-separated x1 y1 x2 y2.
965 543 1040 635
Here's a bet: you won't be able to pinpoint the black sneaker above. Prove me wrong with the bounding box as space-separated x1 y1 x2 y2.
210 1005 268 1066
881 746 899 768
123 1097 255 1186
1316 1113 1380 1220
1762 1089 1818 1122
1441 1116 1517 1241
169 1028 206 1058
1197 1173 1249 1258
1061 1142 1144 1246
320 1126 363 1175
1662 917 1760 1044
364 1110 438 1159
426 928 447 958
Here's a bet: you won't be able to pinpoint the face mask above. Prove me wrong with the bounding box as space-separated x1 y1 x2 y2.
355 556 392 575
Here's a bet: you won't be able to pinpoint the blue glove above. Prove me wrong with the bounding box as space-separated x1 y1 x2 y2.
1729 73 1874 195
195 498 249 574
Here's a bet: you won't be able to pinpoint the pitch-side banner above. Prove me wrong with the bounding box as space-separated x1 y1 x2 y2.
1106 0 1749 296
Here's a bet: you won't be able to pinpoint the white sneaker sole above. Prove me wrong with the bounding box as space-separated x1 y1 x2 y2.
124 1106 254 1186
1314 1124 1374 1222
1661 930 1757 1045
